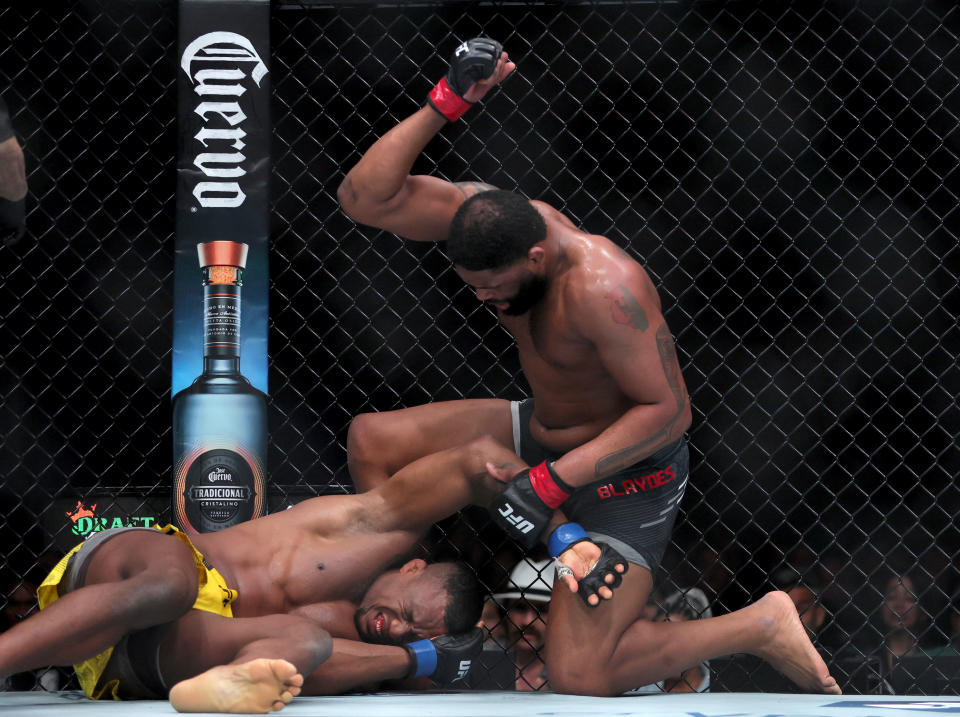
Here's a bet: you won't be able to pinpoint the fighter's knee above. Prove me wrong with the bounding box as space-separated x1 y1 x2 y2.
347 412 381 457
548 662 618 697
277 616 333 664
462 434 512 469
120 564 198 622
301 622 333 664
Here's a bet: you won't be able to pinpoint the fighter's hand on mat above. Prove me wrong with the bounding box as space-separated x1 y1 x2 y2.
404 627 484 684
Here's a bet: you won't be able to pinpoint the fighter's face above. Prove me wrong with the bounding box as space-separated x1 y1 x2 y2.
354 562 450 645
456 262 548 316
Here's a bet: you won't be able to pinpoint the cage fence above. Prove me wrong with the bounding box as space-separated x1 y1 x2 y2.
0 0 958 696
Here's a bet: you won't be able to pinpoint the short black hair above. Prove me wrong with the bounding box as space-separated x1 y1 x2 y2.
440 562 483 634
447 190 547 271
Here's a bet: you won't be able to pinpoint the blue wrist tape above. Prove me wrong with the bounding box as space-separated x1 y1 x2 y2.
405 639 437 679
548 522 590 558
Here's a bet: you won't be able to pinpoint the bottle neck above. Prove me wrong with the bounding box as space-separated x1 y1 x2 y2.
203 356 241 375
202 266 243 375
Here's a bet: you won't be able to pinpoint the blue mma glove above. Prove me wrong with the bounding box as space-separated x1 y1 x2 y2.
404 627 483 684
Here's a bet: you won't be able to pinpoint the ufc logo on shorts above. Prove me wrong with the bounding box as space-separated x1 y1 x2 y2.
455 659 471 680
454 41 470 57
498 503 534 534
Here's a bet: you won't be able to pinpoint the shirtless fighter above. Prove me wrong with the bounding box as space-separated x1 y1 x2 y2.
338 38 841 696
0 438 515 712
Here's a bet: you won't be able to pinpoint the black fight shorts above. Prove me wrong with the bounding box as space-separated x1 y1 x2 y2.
511 398 689 573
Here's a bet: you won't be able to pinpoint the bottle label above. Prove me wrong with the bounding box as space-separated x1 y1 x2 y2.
203 284 241 357
174 446 263 532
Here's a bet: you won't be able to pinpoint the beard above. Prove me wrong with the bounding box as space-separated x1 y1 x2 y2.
500 274 548 316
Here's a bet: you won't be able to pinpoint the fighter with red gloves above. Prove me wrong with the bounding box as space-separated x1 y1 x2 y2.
339 37 841 697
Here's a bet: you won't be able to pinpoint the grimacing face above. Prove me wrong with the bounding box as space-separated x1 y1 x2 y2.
354 560 450 645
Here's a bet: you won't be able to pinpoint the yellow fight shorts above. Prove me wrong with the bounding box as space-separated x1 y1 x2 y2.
37 524 237 700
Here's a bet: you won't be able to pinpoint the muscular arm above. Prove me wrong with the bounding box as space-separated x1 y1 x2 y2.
337 106 464 242
358 438 520 535
553 273 692 486
337 51 513 242
300 638 421 695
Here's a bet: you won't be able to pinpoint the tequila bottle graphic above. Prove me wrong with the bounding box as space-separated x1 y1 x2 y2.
172 241 267 533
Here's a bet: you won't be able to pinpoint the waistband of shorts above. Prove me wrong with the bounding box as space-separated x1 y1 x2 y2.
61 526 163 596
587 532 651 570
629 435 687 472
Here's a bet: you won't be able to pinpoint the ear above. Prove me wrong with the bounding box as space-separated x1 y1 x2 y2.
527 245 546 268
400 558 427 575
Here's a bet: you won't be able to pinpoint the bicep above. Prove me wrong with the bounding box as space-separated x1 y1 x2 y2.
284 493 373 537
347 175 482 243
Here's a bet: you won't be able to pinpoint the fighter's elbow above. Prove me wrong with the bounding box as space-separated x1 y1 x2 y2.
337 174 393 229
337 174 362 221
674 397 693 434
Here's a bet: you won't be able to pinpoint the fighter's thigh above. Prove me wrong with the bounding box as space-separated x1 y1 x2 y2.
348 399 514 472
81 530 199 589
544 562 653 665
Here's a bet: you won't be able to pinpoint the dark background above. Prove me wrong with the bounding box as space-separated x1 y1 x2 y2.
0 0 958 693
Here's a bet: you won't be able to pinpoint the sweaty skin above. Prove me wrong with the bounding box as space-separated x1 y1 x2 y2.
478 204 692 480
337 53 691 492
188 444 503 633
337 45 839 697
0 439 512 702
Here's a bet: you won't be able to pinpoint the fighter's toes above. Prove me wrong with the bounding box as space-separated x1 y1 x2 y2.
823 675 842 695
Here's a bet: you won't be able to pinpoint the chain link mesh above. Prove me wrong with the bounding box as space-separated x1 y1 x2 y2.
1 0 958 696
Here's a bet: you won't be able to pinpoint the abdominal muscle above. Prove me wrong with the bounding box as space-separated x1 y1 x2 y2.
526 386 633 454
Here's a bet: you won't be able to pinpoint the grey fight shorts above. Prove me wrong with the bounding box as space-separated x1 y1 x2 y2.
511 398 689 573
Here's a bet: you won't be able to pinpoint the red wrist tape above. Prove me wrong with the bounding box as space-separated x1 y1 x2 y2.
528 461 571 509
427 77 473 122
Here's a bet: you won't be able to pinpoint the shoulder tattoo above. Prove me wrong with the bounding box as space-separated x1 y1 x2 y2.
608 284 649 331
454 181 498 199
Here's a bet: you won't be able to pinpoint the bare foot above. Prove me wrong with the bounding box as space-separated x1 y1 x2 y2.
755 591 842 695
169 658 304 713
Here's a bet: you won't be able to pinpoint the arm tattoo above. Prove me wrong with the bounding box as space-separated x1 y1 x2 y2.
656 323 687 412
454 181 497 199
594 324 688 478
609 285 649 331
